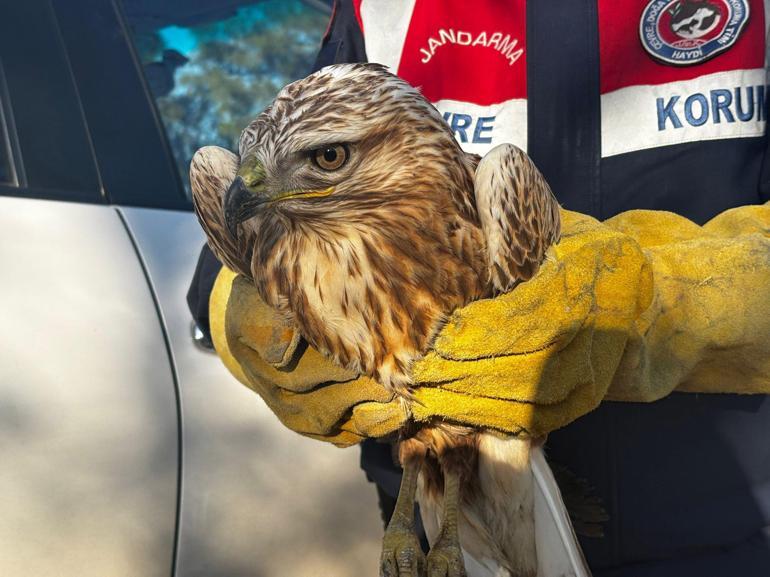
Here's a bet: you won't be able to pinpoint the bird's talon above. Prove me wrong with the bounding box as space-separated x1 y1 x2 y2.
426 539 467 577
380 526 426 577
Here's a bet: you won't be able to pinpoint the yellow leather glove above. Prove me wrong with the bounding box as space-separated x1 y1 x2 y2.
210 204 770 447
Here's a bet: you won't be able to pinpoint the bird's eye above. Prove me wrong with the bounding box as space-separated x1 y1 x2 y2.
313 144 348 171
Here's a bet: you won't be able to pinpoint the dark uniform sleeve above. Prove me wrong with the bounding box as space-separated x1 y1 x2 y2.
760 136 770 202
187 0 367 339
186 243 222 341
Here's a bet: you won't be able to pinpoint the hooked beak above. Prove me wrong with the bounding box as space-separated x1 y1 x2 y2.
223 155 337 239
224 156 268 239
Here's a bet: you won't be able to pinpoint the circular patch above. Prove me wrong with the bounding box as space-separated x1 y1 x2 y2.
640 0 750 66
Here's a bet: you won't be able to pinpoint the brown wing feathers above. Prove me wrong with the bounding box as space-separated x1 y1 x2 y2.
190 146 255 278
473 144 561 293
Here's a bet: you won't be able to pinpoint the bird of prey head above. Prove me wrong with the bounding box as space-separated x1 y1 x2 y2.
191 63 479 283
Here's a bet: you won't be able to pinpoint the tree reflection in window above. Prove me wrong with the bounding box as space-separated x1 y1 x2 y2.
127 1 328 198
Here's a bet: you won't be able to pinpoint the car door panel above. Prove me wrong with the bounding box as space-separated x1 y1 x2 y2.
0 196 178 577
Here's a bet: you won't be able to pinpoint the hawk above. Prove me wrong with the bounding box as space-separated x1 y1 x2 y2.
192 63 562 577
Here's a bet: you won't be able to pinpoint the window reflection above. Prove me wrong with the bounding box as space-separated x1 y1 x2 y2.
0 99 13 185
125 1 329 197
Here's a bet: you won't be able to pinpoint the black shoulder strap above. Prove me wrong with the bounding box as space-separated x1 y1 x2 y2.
313 0 368 71
526 0 602 217
759 111 770 202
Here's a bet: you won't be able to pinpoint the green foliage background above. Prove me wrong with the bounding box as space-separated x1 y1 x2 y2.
131 1 327 196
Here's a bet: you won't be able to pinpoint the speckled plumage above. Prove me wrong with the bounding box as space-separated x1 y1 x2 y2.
191 63 561 577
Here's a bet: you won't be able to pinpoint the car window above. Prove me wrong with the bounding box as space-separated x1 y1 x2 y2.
52 1 188 211
122 0 330 199
0 0 101 202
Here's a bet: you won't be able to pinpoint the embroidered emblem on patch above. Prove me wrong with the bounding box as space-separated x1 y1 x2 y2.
640 0 750 66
